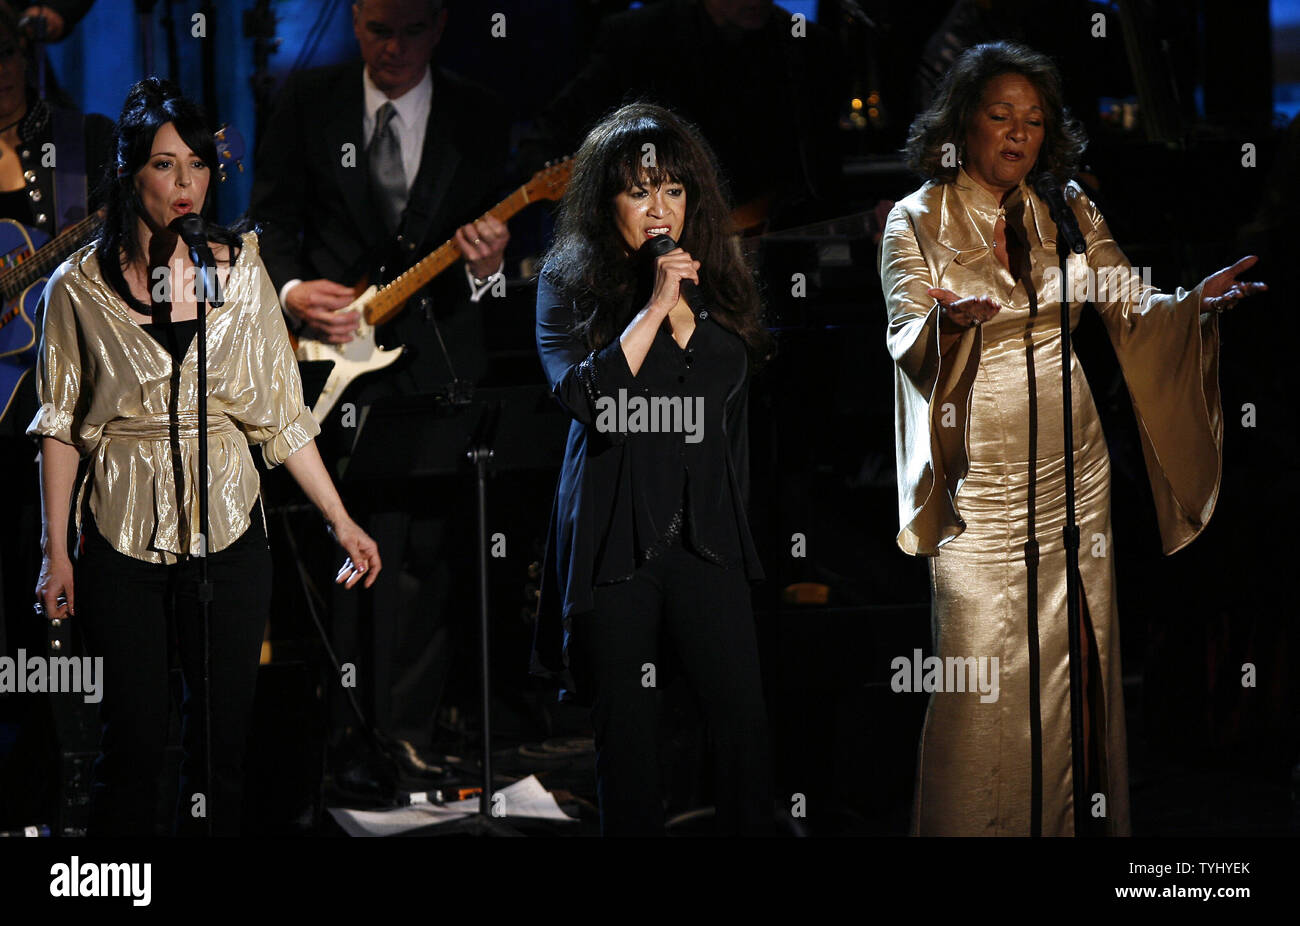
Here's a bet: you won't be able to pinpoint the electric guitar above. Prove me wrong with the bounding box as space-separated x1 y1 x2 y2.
294 159 574 424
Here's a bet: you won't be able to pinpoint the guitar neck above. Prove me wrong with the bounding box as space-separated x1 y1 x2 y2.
1 213 101 300
365 186 533 327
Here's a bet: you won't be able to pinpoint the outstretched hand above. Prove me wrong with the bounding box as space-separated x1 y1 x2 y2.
929 287 1002 332
330 518 382 589
1201 256 1267 313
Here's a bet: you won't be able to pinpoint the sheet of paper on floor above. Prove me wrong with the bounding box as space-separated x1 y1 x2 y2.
326 774 577 836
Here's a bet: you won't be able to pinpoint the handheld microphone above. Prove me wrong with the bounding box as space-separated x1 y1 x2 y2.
1030 174 1086 255
643 233 701 309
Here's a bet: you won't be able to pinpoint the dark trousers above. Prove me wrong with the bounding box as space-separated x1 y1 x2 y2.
572 543 772 836
76 514 271 836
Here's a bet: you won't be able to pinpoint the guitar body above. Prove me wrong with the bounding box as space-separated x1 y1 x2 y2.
0 220 51 424
295 284 405 424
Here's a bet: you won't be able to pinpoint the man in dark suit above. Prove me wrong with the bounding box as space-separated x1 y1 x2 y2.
247 0 510 788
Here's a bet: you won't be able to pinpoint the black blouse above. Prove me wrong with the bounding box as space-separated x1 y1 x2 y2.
531 269 763 693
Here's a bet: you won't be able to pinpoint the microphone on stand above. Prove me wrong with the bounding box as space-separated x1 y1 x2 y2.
169 214 223 307
1031 174 1086 255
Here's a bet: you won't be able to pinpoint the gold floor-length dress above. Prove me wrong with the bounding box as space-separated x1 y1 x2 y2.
879 168 1223 836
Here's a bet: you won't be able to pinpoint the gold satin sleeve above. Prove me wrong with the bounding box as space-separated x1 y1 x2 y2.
880 204 983 555
28 263 95 453
1070 185 1222 553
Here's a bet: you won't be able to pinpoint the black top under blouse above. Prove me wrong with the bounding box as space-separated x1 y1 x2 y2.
140 318 198 365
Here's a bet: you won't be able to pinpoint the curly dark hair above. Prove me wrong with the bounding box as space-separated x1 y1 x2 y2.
903 41 1087 185
540 102 773 366
95 78 243 313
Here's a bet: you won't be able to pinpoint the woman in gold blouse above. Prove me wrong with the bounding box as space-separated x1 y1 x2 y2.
880 42 1265 836
28 78 381 835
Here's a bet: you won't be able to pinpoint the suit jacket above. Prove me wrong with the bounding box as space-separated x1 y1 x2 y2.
247 60 509 397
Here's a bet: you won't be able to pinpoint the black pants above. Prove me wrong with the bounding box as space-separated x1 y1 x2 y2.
76 513 271 836
572 543 772 836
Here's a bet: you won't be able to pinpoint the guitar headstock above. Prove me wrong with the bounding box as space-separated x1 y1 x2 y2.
524 157 573 203
215 124 247 183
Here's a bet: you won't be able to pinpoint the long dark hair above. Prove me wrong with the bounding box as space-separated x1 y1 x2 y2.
95 78 243 309
903 41 1086 185
541 102 772 366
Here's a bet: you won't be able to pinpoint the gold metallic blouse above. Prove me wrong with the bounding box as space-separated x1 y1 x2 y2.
27 232 320 564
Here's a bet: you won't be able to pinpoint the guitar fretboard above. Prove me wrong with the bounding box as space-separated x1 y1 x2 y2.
0 212 102 301
364 185 540 328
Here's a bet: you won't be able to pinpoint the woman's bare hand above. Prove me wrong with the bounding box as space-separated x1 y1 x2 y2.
929 287 1001 332
329 518 382 590
647 247 700 315
1201 256 1267 313
35 554 74 618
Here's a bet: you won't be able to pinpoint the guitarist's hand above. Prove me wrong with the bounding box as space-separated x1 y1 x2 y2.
286 279 359 344
455 215 509 281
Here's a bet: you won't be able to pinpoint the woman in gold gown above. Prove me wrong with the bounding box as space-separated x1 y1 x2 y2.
879 42 1266 836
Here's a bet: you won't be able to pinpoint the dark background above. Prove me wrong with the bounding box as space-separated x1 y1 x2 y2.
0 0 1296 837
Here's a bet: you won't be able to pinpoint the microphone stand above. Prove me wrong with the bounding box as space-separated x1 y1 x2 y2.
188 234 222 836
1036 181 1089 835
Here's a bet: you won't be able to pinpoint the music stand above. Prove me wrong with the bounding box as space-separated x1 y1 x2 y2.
297 360 333 412
343 384 567 831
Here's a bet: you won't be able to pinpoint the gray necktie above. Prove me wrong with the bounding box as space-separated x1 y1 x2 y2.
368 101 406 233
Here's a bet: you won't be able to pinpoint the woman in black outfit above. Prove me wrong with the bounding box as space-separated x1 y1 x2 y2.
534 102 774 835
